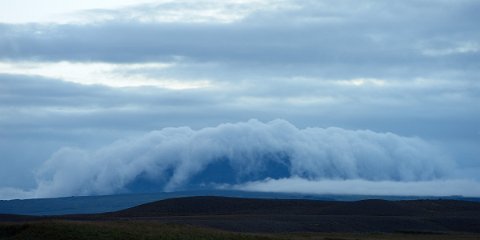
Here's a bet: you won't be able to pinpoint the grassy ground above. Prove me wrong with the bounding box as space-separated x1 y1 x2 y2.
0 221 275 240
1 221 479 240
278 232 480 240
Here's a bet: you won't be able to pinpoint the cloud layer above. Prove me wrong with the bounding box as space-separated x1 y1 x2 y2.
1 119 466 199
233 178 480 197
0 1 479 199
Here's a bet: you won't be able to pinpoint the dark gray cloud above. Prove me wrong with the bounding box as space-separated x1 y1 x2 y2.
0 0 479 79
1 73 478 139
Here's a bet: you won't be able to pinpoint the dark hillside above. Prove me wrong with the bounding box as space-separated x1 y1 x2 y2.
2 196 480 234
97 196 480 233
111 196 480 217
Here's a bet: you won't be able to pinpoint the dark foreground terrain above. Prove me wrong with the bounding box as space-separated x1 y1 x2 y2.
2 196 480 239
1 221 480 240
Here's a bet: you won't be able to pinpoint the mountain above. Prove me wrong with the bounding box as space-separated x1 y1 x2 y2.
1 190 479 215
111 196 480 217
2 196 480 234
102 197 480 233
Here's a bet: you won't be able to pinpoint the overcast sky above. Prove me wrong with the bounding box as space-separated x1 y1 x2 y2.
1 0 479 199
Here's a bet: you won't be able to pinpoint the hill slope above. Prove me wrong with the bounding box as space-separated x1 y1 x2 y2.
99 196 480 233
2 190 479 216
112 196 480 217
2 196 480 234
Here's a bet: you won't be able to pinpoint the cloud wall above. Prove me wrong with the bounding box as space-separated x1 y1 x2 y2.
10 119 454 198
233 178 480 197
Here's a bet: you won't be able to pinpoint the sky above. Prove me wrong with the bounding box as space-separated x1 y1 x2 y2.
0 0 479 199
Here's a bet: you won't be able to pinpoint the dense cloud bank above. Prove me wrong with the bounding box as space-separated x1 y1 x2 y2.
233 178 480 197
1 119 465 199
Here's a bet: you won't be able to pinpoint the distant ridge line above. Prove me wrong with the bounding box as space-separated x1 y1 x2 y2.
2 196 480 233
109 196 480 218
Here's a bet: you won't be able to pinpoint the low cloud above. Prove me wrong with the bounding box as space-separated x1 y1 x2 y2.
232 178 480 197
0 187 33 200
1 119 471 200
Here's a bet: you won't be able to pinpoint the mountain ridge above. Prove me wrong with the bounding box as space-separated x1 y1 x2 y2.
2 196 480 233
2 190 479 216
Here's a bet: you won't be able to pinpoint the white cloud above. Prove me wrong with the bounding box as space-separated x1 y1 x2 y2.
0 119 463 199
0 61 211 89
337 78 386 87
0 187 34 200
80 0 287 24
0 0 152 24
420 42 480 56
0 0 291 24
232 178 480 197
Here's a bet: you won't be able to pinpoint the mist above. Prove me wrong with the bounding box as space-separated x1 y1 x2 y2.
233 178 480 197
2 119 473 199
